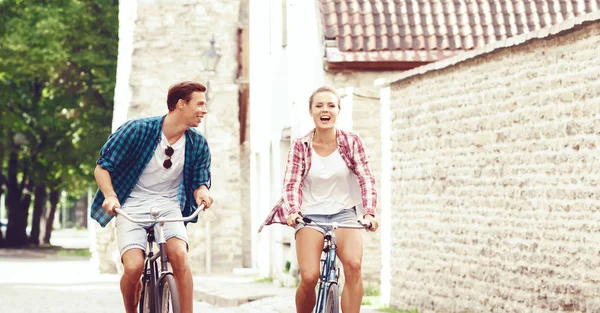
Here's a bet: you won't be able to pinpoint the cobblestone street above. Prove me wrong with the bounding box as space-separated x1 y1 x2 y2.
0 250 380 313
0 254 125 313
0 282 293 313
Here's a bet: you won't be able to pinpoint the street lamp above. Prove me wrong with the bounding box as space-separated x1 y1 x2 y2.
201 36 221 72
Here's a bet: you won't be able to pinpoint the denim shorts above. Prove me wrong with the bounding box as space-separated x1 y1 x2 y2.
294 207 359 237
115 206 188 260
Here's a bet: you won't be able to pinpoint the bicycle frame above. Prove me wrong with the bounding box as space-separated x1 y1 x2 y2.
297 219 370 313
141 223 171 313
315 230 339 313
115 205 205 313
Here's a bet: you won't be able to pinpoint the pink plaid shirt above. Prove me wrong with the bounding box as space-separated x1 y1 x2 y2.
258 128 377 232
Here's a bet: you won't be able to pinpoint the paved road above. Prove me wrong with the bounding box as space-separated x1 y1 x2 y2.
0 251 379 313
0 256 124 313
0 255 215 313
0 255 293 313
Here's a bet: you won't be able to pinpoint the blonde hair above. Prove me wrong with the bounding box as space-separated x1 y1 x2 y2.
308 86 341 110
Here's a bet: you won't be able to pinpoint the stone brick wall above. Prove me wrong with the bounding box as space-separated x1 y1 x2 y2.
238 0 252 270
98 0 244 274
240 140 251 268
326 71 395 287
387 21 600 313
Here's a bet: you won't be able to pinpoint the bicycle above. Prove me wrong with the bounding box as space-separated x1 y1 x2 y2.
296 216 372 313
115 204 205 313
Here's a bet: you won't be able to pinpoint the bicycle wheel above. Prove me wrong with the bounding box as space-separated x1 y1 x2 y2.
159 273 180 313
139 280 152 313
324 283 340 313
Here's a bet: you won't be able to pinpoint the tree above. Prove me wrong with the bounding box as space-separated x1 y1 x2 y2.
0 0 118 247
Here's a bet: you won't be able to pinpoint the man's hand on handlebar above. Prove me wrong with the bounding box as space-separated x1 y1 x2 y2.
194 188 213 209
102 194 121 215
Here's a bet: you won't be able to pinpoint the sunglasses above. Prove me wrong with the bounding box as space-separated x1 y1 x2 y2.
163 146 174 169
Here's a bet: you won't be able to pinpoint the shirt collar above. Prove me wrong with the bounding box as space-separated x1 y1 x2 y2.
301 128 342 147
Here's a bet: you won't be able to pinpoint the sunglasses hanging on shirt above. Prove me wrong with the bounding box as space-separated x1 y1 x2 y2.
163 146 174 169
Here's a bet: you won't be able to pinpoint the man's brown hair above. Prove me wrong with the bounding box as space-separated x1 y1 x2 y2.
308 86 341 110
166 81 207 111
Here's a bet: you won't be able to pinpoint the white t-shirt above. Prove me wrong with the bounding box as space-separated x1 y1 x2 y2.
123 132 186 213
301 148 360 215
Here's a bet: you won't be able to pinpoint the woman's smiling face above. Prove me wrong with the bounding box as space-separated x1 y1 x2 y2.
309 91 340 130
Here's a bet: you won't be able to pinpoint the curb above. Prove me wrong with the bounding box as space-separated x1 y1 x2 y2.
193 287 271 307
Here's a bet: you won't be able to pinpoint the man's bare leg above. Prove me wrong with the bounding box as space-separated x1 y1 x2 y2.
166 237 193 313
121 249 145 313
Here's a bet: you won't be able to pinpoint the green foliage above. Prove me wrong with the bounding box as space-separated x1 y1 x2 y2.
377 306 418 313
254 276 274 283
56 248 92 258
0 0 118 195
364 284 381 296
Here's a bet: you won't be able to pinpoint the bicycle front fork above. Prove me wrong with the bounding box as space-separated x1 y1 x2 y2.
316 255 339 312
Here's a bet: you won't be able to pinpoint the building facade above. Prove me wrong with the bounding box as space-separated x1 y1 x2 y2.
96 0 248 275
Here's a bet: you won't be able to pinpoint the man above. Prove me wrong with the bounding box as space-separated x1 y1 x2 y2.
90 81 213 313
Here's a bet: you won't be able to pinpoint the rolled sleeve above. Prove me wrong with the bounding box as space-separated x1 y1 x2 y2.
351 134 377 216
282 139 304 215
96 120 138 173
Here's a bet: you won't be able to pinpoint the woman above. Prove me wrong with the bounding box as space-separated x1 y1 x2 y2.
259 86 379 313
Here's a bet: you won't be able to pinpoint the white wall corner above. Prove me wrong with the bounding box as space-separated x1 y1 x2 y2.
112 0 137 132
379 85 392 306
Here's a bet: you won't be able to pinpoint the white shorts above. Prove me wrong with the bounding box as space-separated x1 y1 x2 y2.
115 206 188 260
294 207 358 237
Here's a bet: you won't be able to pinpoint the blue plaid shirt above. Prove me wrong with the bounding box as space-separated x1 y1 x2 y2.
90 115 211 227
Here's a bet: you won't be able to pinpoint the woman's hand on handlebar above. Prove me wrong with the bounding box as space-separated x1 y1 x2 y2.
286 212 302 227
360 214 379 232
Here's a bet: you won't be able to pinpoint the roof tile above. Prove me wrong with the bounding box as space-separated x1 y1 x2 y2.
320 0 600 63
321 1 336 14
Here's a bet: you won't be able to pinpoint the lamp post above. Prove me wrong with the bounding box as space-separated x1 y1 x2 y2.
200 36 220 139
200 37 221 272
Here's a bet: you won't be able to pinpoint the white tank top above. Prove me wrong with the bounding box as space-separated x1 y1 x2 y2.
301 148 360 215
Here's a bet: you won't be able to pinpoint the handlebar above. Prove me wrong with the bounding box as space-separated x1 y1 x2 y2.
115 204 206 224
296 216 372 230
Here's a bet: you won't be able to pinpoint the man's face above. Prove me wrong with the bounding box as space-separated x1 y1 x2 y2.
181 91 207 127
